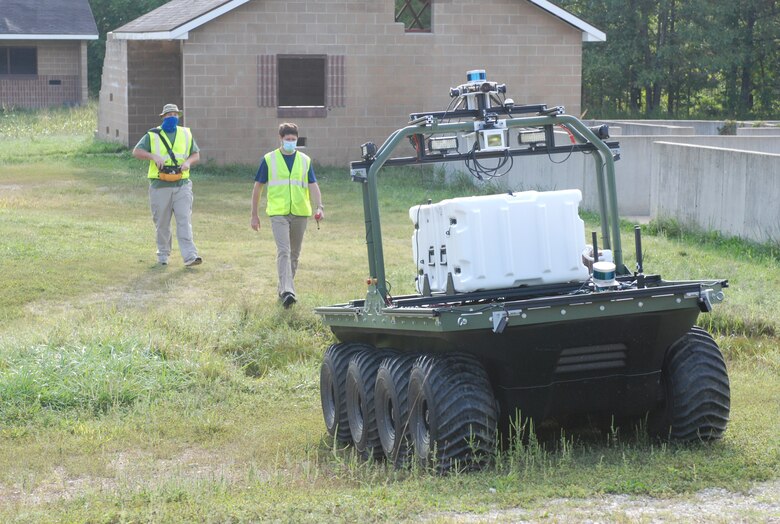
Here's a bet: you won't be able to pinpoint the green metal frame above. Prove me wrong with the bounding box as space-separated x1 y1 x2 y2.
358 114 624 302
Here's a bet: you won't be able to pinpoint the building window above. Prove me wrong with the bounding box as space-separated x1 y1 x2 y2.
258 54 345 118
278 55 326 107
395 0 432 32
0 47 38 75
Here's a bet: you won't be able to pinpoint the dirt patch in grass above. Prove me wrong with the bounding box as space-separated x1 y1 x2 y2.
0 466 114 506
430 479 780 523
2 456 778 522
108 448 250 486
0 447 255 508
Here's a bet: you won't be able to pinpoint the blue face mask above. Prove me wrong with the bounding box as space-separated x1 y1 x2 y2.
282 139 297 153
161 116 178 132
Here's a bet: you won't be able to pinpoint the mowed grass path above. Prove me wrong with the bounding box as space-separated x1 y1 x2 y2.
0 105 778 522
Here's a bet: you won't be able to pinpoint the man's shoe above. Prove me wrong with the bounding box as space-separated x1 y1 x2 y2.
158 259 168 266
282 292 296 309
185 256 203 267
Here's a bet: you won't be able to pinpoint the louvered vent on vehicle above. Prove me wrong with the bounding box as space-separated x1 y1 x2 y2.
554 343 628 374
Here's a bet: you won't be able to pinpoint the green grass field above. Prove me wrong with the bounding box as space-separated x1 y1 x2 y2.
0 104 778 522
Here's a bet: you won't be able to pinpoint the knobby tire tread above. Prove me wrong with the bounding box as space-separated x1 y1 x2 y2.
655 328 730 441
320 342 371 443
347 348 397 460
374 353 418 467
409 354 498 473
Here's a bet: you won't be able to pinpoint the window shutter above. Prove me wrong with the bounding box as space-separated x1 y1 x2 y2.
257 54 276 107
327 55 345 108
259 54 345 109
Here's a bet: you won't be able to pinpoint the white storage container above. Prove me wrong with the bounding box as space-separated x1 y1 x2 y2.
409 190 589 293
410 203 450 293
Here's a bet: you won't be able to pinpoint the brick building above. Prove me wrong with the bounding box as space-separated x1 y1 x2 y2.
97 0 604 166
0 0 97 108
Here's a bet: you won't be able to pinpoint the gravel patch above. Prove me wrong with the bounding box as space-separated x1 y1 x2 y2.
430 479 780 523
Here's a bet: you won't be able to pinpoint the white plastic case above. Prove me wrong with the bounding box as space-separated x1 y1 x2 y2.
410 190 589 293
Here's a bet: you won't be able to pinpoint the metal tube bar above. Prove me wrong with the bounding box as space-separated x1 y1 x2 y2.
593 152 612 250
363 114 625 301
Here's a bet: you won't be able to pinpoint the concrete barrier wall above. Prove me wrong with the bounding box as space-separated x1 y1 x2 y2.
616 136 780 216
479 135 779 218
445 133 780 242
587 120 780 136
593 121 694 136
737 127 780 136
651 143 780 243
606 120 725 136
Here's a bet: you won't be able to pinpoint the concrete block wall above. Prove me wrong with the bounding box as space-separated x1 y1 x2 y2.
0 40 86 108
97 34 129 143
177 0 583 167
37 41 81 77
651 143 780 243
98 37 182 146
127 40 182 144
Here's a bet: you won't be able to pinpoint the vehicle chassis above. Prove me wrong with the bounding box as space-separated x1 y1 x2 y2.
315 97 730 470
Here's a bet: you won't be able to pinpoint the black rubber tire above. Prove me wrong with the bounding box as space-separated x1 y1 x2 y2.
346 348 397 460
407 354 498 473
650 327 730 441
374 353 418 467
320 342 370 443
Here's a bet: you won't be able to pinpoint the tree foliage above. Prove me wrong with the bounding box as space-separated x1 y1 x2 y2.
558 0 779 119
87 0 169 96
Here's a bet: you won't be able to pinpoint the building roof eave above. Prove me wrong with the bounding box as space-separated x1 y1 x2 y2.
112 0 250 41
0 34 98 40
526 0 606 42
111 31 189 41
110 0 605 43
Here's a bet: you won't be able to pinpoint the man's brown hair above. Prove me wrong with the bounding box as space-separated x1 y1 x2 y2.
279 122 298 137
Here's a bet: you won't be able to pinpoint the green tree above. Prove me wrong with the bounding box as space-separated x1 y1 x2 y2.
87 0 169 96
557 0 651 116
557 0 779 119
710 0 779 118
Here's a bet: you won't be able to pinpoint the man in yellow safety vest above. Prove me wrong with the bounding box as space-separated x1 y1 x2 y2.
132 103 202 267
250 122 324 308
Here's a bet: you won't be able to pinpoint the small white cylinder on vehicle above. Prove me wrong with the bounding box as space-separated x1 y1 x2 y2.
592 261 617 289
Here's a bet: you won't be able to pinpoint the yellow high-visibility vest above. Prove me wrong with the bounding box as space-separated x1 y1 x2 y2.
265 149 312 216
146 126 193 179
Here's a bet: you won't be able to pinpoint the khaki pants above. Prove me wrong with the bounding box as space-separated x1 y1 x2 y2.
149 180 198 263
270 215 308 297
